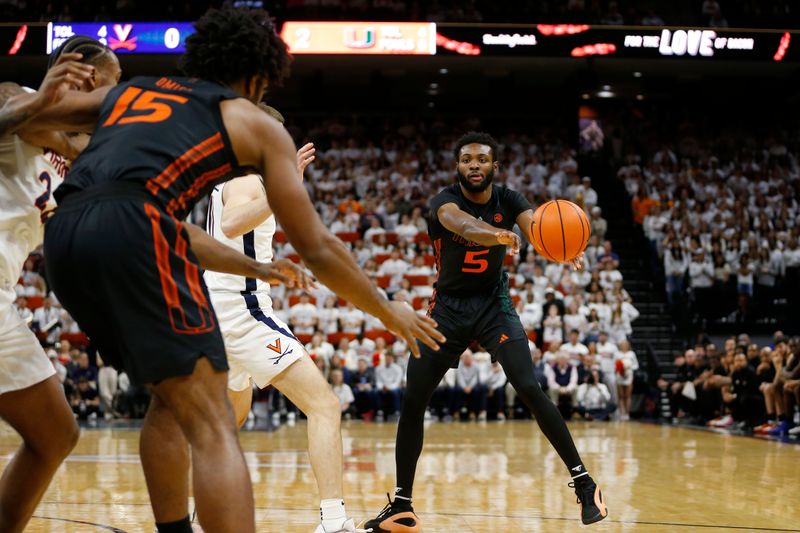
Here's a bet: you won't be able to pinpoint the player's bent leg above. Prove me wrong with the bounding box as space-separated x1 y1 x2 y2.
152 357 254 533
496 340 608 525
0 375 79 533
140 393 191 527
272 355 343 501
227 387 254 430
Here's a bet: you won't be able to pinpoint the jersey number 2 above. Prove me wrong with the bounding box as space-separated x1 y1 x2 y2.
462 250 489 273
103 87 188 126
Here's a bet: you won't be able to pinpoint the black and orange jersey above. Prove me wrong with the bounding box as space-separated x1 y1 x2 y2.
428 184 531 296
56 76 244 220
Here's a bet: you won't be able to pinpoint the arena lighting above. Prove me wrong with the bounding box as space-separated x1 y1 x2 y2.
7 24 26 55
280 21 436 54
435 32 480 55
636 94 644 100
570 43 617 57
439 68 449 74
596 90 615 98
633 71 642 77
536 24 590 36
774 32 790 61
581 93 591 99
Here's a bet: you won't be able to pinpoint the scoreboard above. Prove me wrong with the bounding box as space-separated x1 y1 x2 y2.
46 22 194 54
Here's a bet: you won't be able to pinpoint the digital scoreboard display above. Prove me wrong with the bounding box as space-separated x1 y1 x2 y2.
280 22 436 55
46 22 194 54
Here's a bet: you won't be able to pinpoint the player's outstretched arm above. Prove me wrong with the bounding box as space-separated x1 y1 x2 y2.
184 223 313 289
220 174 272 238
223 99 445 356
438 203 521 254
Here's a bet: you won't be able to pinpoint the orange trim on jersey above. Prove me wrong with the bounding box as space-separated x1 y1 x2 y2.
145 203 215 335
267 339 282 354
145 132 225 196
166 162 232 216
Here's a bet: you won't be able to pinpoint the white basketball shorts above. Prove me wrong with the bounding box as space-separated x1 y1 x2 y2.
0 306 56 394
212 296 306 392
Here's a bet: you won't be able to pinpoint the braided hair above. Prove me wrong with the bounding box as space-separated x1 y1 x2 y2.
48 35 112 69
180 6 291 88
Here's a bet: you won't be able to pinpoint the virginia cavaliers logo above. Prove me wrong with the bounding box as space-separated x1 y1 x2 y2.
267 338 293 365
494 213 503 223
109 24 137 51
344 27 376 49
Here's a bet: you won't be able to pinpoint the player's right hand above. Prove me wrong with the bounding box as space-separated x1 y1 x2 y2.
495 230 521 255
36 53 95 109
296 142 315 176
381 301 446 358
255 258 316 290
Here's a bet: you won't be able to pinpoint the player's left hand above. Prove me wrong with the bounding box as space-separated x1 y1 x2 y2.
256 258 316 290
495 230 521 255
296 142 315 176
570 252 585 271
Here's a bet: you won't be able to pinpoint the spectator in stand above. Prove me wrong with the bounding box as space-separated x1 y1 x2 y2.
688 250 714 319
614 340 639 420
334 338 359 371
736 254 755 322
632 187 657 226
288 293 318 336
596 331 618 405
97 355 118 420
317 296 341 335
562 302 587 340
32 297 61 346
48 350 68 387
305 331 335 363
13 296 33 324
350 357 378 420
339 301 365 335
330 369 355 417
362 216 385 242
394 214 419 240
454 351 487 421
71 378 101 421
576 368 615 421
597 241 620 269
484 362 507 420
349 334 377 362
589 207 607 242
69 351 98 390
562 329 589 365
375 353 404 420
542 305 564 348
607 297 639 344
664 241 688 306
547 352 578 419
754 340 795 435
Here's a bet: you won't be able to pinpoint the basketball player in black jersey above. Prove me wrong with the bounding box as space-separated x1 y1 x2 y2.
37 7 444 533
364 132 607 533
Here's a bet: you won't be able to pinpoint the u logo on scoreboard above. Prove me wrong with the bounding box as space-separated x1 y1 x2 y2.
344 27 376 49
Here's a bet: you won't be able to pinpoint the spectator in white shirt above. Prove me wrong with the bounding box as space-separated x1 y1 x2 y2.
378 250 410 292
598 260 623 292
518 293 543 331
375 353 404 419
394 214 419 240
406 255 433 277
562 301 587 338
349 335 377 360
14 296 32 324
607 297 639 344
562 329 589 365
688 249 714 318
272 298 290 326
589 206 607 242
305 331 335 363
330 369 355 415
614 340 639 421
289 293 318 335
580 176 598 210
576 367 615 421
334 338 359 371
362 216 386 242
454 351 487 421
484 362 508 420
32 297 61 346
339 302 365 335
664 242 688 305
317 296 341 335
542 306 564 347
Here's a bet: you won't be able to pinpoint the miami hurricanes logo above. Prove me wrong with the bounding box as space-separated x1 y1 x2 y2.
494 213 503 223
344 27 376 49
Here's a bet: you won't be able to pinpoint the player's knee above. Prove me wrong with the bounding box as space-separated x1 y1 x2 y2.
314 388 342 423
28 416 79 463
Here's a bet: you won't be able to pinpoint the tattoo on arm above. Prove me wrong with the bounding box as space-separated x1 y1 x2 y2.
0 82 39 138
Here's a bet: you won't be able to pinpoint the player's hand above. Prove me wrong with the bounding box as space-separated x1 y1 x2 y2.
296 142 315 176
255 258 316 290
495 230 520 255
35 53 95 109
570 252 585 271
380 301 446 358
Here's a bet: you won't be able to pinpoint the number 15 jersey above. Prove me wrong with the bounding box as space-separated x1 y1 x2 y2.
428 183 531 296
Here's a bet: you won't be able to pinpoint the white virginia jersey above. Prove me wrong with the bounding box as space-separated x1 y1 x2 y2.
0 122 69 306
204 181 275 310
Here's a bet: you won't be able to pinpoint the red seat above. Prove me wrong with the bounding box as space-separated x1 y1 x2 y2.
372 232 398 245
26 295 44 310
327 332 357 346
295 333 313 345
374 254 391 265
414 233 431 245
504 254 516 266
337 298 348 307
288 295 317 307
512 295 521 307
274 231 287 244
404 275 429 286
527 330 538 343
423 255 436 267
376 275 391 289
412 296 428 310
508 277 517 289
364 329 396 344
287 253 301 264
60 332 89 348
335 231 361 243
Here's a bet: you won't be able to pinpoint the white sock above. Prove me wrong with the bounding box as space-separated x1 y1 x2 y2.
320 499 347 532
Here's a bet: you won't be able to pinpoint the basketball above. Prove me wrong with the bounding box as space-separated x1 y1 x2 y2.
530 199 591 263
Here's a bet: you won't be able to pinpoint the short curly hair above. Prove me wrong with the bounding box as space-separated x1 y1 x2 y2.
180 6 291 88
454 131 499 162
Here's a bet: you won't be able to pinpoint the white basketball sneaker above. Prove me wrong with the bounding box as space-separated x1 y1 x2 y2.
312 518 372 533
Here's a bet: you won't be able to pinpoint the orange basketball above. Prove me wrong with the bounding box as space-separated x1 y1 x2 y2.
529 199 591 263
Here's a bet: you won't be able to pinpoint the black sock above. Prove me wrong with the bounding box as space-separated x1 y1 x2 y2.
156 516 192 533
766 412 775 421
778 414 788 422
393 491 413 508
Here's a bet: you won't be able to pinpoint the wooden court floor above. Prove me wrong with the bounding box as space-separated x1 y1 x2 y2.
2 420 798 532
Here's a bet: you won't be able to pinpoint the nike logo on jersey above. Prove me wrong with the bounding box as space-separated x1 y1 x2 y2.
571 465 584 472
499 333 509 344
